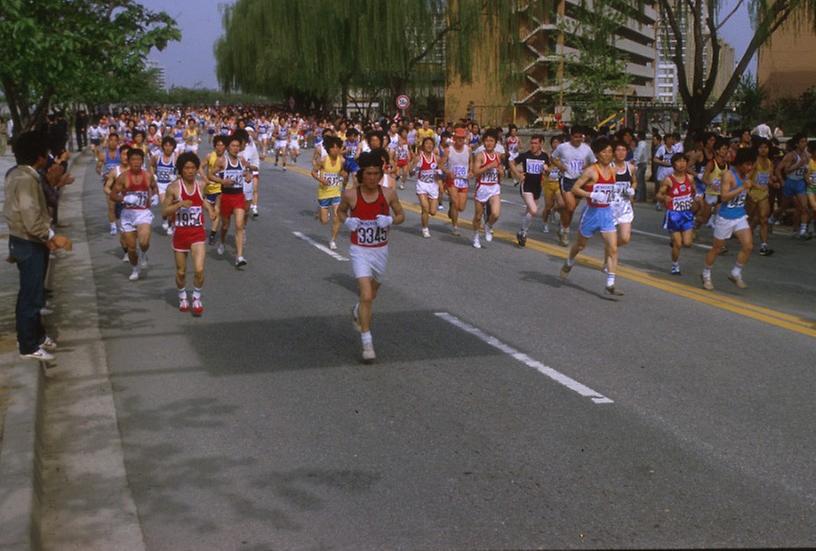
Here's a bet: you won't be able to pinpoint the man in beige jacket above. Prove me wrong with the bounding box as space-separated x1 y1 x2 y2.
4 131 66 360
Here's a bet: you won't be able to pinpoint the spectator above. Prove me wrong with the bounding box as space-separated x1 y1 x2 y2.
3 131 67 360
752 122 772 140
634 131 650 202
0 116 7 156
75 109 89 151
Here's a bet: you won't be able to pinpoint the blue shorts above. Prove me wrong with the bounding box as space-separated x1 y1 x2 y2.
665 210 695 233
318 196 341 208
205 193 220 205
579 206 615 237
560 177 578 193
344 159 359 174
783 178 806 197
694 176 707 196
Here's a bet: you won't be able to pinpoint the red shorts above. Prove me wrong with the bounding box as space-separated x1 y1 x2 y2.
397 159 408 168
172 227 206 252
220 193 246 219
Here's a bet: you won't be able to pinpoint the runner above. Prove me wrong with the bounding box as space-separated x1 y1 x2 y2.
103 144 131 258
505 124 521 185
701 148 757 290
202 135 226 246
411 137 441 238
337 151 405 363
151 136 177 236
746 138 775 256
510 134 548 247
443 127 471 236
609 140 636 260
311 135 346 250
773 133 811 239
214 135 249 267
541 135 563 234
274 117 289 169
656 153 696 275
559 138 622 296
807 141 816 235
698 138 730 233
161 152 216 316
97 133 123 235
551 127 596 247
342 128 362 186
183 118 201 153
652 133 678 211
88 120 104 153
471 129 504 249
392 127 412 190
109 148 159 281
238 127 261 218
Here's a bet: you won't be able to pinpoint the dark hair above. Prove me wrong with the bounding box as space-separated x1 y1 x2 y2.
612 139 628 151
791 132 806 145
108 132 119 140
346 128 359 138
591 136 612 155
569 126 584 136
714 137 730 151
118 144 130 153
508 124 518 132
482 128 500 142
366 130 385 147
212 135 227 146
421 136 435 148
127 147 145 159
357 151 385 171
232 129 249 144
12 131 48 166
175 151 200 172
530 134 544 143
161 136 177 148
671 152 687 166
323 136 342 150
734 147 757 166
133 129 146 139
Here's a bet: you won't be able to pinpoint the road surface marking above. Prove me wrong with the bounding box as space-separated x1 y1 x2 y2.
435 312 613 404
282 162 816 339
292 231 349 261
631 228 712 250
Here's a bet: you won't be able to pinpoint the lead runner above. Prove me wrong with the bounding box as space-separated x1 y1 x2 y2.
337 151 405 363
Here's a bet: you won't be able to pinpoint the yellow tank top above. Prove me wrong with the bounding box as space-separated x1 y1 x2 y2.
809 159 816 188
318 155 344 200
205 151 222 195
708 160 727 196
752 158 772 188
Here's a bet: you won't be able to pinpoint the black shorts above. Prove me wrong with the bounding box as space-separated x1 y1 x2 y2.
520 180 542 200
560 177 578 193
91 138 101 145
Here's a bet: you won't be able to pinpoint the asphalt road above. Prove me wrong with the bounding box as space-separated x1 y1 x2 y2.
81 146 816 550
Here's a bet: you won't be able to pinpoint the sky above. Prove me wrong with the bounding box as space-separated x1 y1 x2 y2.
143 0 756 90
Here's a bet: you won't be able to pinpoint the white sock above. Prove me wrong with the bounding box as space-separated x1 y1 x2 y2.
360 331 372 346
606 273 616 287
731 263 743 278
193 288 202 300
178 288 187 300
672 261 679 269
800 223 807 234
566 257 575 267
703 266 712 278
521 213 532 233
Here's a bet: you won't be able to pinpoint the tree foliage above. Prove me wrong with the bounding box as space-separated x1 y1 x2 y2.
658 0 816 132
0 0 180 131
215 0 519 115
733 74 767 126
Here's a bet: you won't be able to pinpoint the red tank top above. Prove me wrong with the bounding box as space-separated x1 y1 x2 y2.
666 174 695 212
175 179 205 228
350 186 390 248
477 152 500 186
584 164 615 208
123 170 150 210
417 152 437 184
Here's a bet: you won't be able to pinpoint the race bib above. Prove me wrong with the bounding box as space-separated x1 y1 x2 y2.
355 220 388 245
757 172 770 186
324 173 343 188
591 183 615 205
419 169 436 183
672 193 694 212
710 178 721 192
124 191 148 209
525 159 544 175
176 206 202 227
481 168 498 184
549 168 560 181
726 191 746 209
568 159 584 175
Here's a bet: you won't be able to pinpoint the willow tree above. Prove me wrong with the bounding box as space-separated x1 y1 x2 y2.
659 0 816 132
215 0 509 113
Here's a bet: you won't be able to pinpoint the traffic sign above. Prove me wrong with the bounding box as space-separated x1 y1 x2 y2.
396 95 410 110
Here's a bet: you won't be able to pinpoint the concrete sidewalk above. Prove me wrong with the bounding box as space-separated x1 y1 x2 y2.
0 152 145 550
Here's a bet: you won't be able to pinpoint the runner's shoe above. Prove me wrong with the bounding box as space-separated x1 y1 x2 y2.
472 235 482 249
129 267 140 281
560 262 572 280
167 225 174 236
671 264 681 276
235 256 247 268
485 225 494 243
191 299 203 317
542 223 549 234
421 227 431 238
605 285 624 296
179 298 190 313
701 274 714 290
217 243 225 256
162 220 169 232
759 245 774 256
251 204 259 218
122 252 130 262
516 231 527 247
361 342 376 363
109 223 118 236
208 232 216 246
727 274 748 289
139 253 148 269
329 240 337 250
451 226 460 237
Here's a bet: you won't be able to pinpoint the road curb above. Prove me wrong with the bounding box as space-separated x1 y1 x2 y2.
0 361 45 550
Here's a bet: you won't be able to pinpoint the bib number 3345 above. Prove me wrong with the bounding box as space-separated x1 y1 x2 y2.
356 221 387 245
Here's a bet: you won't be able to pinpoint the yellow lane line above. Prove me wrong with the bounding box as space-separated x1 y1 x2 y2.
275 162 816 338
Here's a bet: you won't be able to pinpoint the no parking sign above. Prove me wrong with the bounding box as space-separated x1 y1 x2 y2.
396 95 411 110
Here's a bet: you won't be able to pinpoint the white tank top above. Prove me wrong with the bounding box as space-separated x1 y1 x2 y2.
446 145 471 186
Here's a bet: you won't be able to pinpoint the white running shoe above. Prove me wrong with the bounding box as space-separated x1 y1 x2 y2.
542 223 549 233
329 240 337 250
472 235 482 249
122 252 130 262
139 253 148 269
421 227 431 238
361 342 376 363
20 347 54 361
129 267 140 281
216 243 225 256
166 225 174 236
235 256 247 268
40 336 57 352
485 225 494 243
162 220 169 232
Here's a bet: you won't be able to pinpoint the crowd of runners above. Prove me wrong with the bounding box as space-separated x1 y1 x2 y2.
86 106 815 361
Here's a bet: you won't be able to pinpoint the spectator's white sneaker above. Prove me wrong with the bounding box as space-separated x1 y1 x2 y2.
20 347 54 361
40 336 57 352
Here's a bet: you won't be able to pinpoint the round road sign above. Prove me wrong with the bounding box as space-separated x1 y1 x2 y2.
396 95 411 110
